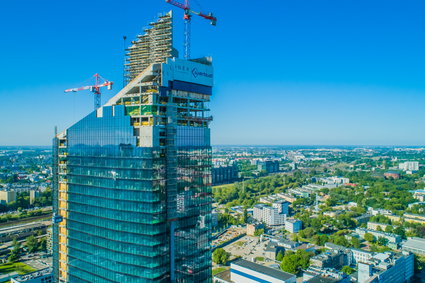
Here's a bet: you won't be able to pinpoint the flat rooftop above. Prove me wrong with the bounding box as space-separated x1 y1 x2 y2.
403 237 425 250
232 259 295 281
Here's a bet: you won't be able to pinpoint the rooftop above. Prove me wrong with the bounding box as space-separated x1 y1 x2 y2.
403 237 425 250
213 269 231 282
232 259 295 281
12 268 52 282
307 277 340 283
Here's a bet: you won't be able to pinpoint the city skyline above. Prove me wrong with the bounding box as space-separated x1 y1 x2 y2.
1 0 425 146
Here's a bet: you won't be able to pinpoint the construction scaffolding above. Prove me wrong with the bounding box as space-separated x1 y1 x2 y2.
124 11 177 84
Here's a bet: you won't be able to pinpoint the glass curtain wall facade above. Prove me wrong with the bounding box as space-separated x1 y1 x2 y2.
53 12 213 283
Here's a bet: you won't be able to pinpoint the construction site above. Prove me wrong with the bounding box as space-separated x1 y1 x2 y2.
54 1 218 282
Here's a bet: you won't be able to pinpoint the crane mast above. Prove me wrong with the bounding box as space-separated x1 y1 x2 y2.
165 0 217 59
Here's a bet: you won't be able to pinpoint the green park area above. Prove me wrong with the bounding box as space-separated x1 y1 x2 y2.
0 262 36 275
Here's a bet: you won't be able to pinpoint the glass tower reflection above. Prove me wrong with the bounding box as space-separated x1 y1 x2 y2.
53 13 213 282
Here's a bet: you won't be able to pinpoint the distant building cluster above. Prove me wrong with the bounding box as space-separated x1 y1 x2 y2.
357 252 413 283
355 228 402 249
310 243 415 283
398 161 419 173
318 176 350 185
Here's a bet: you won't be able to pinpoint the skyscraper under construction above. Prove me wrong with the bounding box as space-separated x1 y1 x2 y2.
53 11 213 282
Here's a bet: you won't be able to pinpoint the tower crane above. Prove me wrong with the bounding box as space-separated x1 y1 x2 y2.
165 0 217 59
64 73 113 110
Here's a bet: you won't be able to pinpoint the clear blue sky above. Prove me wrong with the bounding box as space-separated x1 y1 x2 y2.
0 0 424 146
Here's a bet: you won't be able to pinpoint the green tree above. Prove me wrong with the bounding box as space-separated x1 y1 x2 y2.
254 229 264 237
25 235 39 253
312 234 329 246
8 238 21 263
280 250 312 274
39 237 47 251
332 235 350 247
341 265 354 275
351 237 361 249
364 233 375 243
242 209 249 224
414 255 425 273
385 226 393 233
276 251 284 261
281 253 298 274
393 227 406 239
212 248 230 265
377 236 389 246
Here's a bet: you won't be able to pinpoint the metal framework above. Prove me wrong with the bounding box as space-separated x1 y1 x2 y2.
64 73 113 110
165 0 217 59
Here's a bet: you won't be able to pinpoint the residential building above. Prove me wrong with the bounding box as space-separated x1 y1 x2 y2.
29 190 40 205
324 243 353 266
230 259 296 283
413 190 425 202
253 203 287 226
53 12 214 282
404 213 425 224
264 242 285 260
0 190 16 204
318 177 350 186
398 161 419 172
212 165 239 185
276 193 298 203
272 200 289 215
355 228 402 248
310 250 347 269
367 222 390 231
257 160 279 173
354 213 373 224
402 237 425 256
351 249 373 264
285 219 302 233
259 195 284 204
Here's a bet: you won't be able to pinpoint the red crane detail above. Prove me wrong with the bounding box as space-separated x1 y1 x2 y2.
165 0 217 59
64 73 113 110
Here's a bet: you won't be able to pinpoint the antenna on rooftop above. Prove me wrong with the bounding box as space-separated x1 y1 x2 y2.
123 35 127 88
